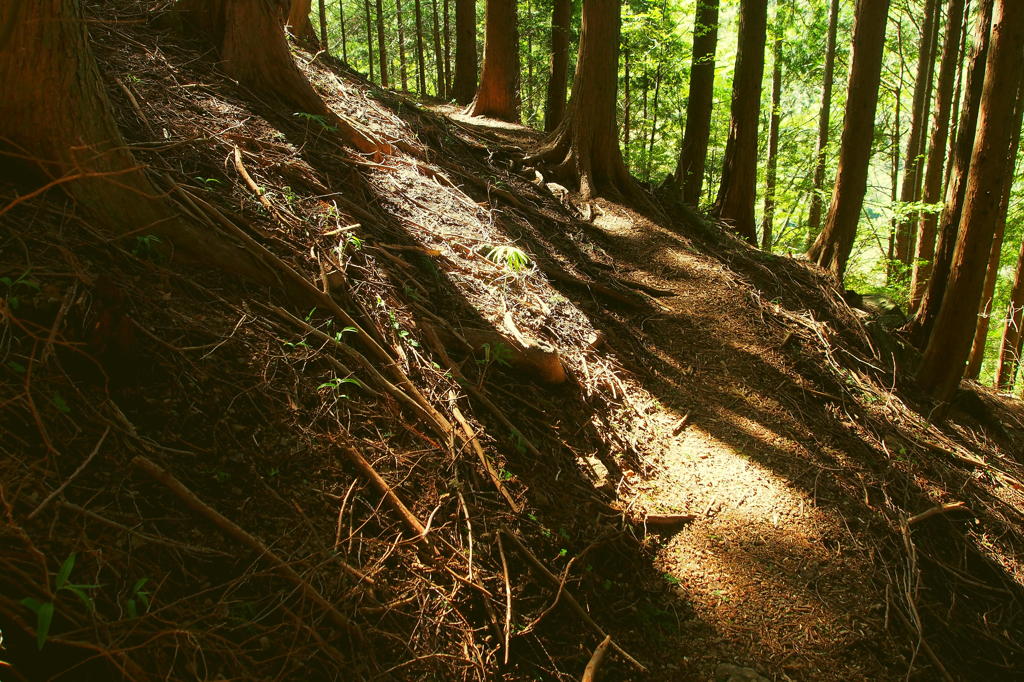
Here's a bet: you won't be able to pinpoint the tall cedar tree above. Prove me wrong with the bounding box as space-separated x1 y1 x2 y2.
318 0 329 52
415 0 428 92
893 0 940 273
906 0 993 347
712 0 767 244
431 0 447 98
396 0 410 90
964 80 1024 378
364 0 376 81
376 0 390 87
996 237 1024 389
544 0 572 131
452 0 477 103
908 0 968 308
806 0 891 276
530 0 643 202
916 0 1024 401
287 0 317 42
806 0 841 243
0 0 297 286
761 31 783 250
672 0 719 205
468 0 520 119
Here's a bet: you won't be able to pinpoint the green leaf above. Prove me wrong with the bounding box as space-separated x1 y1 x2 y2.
51 393 71 414
34 601 54 650
56 553 76 590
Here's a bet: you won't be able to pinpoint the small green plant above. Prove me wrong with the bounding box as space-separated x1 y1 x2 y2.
484 244 531 272
194 176 221 189
131 234 162 260
510 428 527 456
662 573 681 586
1 271 40 310
478 342 513 368
318 376 363 397
293 111 337 132
124 578 151 619
51 392 71 414
20 553 99 650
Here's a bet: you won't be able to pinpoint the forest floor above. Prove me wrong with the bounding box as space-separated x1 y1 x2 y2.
3 3 1024 680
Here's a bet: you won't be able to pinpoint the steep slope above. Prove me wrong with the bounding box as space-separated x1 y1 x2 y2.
2 2 1023 681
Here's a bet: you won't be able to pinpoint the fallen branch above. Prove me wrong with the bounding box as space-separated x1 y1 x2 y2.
451 403 523 513
907 501 967 526
498 528 646 672
131 455 363 638
581 634 612 682
28 428 110 520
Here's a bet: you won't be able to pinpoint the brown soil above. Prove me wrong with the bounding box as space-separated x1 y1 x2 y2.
2 3 1023 680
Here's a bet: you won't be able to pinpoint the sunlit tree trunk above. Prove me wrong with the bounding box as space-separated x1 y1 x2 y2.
761 32 783 251
288 0 317 42
544 0 572 131
672 0 719 205
376 0 390 87
364 0 376 81
712 0 767 245
415 0 428 92
443 0 452 93
318 0 329 52
530 0 642 203
452 0 477 103
806 0 841 244
906 0 993 348
431 0 446 98
893 0 940 278
909 0 968 309
917 0 1024 401
396 0 410 90
467 0 519 120
996 237 1024 390
339 0 349 62
806 0 891 276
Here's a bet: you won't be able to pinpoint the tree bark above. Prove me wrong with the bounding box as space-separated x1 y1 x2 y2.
529 0 641 203
452 0 477 103
893 0 940 274
712 0 767 245
806 0 841 243
376 0 390 88
467 0 519 120
364 0 376 81
806 0 891 277
916 0 1024 401
963 79 1024 379
672 0 719 205
444 0 452 94
287 0 318 42
906 0 993 347
339 0 349 62
415 0 428 93
996 237 1024 390
397 0 410 90
908 0 968 309
544 0 572 132
431 0 447 98
761 32 783 251
318 0 329 52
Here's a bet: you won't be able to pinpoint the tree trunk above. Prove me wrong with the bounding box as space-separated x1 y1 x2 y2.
673 0 719 206
431 0 447 98
364 0 376 81
892 0 940 275
376 0 390 87
287 0 318 42
452 0 477 103
529 0 641 203
806 0 841 243
467 0 519 120
916 0 1024 401
623 48 631 170
644 65 663 183
712 0 768 245
945 0 971 190
963 79 1024 379
397 0 410 90
908 0 968 309
0 0 284 284
995 237 1024 390
318 0 329 52
443 0 452 94
544 0 572 132
339 0 349 62
806 0 891 277
906 0 993 347
415 0 428 93
761 32 783 251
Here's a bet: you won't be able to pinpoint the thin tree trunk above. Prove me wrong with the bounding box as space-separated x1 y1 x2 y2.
674 0 719 206
467 0 519 119
623 48 631 170
431 0 446 97
376 0 390 87
339 0 349 62
996 236 1024 390
318 0 330 52
364 0 376 81
893 0 940 274
806 0 892 276
397 0 410 90
945 0 971 188
761 32 783 251
415 0 428 92
713 0 768 245
452 0 477 103
917 0 1024 401
645 65 663 184
443 0 452 93
806 0 841 244
964 80 1024 379
544 0 572 131
909 0 967 310
906 0 994 347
